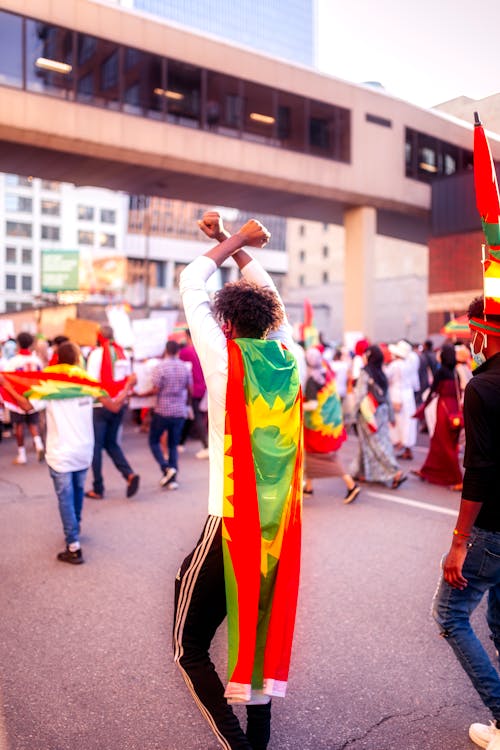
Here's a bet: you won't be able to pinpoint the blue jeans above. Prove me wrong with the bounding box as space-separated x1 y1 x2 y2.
432 527 500 720
49 466 87 546
92 407 134 495
148 413 185 474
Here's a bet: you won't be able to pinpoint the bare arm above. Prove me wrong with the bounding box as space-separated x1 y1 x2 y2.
0 373 33 412
197 211 268 270
442 498 482 589
99 374 137 413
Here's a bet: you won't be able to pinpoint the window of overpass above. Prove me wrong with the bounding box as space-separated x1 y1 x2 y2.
76 34 120 110
405 128 472 182
166 60 201 127
205 71 242 135
0 11 23 88
243 81 275 144
123 48 164 120
26 20 74 100
276 91 306 152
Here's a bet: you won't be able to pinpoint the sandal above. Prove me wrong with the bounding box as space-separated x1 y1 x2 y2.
85 490 103 499
391 473 407 490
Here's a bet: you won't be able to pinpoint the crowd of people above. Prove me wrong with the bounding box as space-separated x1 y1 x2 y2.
0 209 496 750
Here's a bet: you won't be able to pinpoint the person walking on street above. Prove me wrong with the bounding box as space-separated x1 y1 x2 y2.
85 325 139 499
0 341 136 563
179 329 209 458
148 340 192 490
432 296 500 750
173 212 302 750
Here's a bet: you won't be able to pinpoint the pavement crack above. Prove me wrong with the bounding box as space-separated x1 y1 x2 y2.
0 477 27 499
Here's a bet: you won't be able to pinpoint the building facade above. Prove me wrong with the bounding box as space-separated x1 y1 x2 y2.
121 0 315 68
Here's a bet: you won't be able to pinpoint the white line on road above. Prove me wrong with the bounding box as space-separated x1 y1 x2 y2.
368 491 457 516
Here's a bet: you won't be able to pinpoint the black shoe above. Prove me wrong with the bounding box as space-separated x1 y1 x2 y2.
57 547 84 565
126 474 140 498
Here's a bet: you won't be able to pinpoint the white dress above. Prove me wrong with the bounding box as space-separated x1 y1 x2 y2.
386 358 417 448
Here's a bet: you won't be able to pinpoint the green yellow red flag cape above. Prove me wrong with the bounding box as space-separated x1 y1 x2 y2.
304 363 346 453
0 364 122 408
222 338 303 703
472 112 500 330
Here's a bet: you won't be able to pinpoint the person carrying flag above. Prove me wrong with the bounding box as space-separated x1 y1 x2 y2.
0 341 136 564
432 115 500 750
173 212 303 750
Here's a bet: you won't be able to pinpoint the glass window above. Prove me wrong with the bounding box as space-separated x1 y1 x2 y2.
41 225 60 241
299 250 305 262
166 60 201 127
323 245 329 258
100 208 116 224
41 200 61 216
322 270 329 283
6 174 33 187
205 72 242 134
123 48 164 120
0 11 23 88
22 248 33 264
5 194 33 213
76 34 120 110
276 91 306 152
299 224 306 237
78 205 94 221
99 232 115 248
309 100 333 157
21 276 33 292
242 81 275 143
298 274 305 287
5 275 16 291
78 230 94 245
6 221 32 238
5 247 16 263
41 180 61 191
26 20 74 99
5 301 18 312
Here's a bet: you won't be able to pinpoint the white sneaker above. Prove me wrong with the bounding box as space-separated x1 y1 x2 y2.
160 467 177 487
195 448 209 459
166 481 179 491
177 445 185 453
12 456 27 465
469 721 499 749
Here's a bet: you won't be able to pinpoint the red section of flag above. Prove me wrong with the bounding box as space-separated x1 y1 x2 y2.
474 119 500 224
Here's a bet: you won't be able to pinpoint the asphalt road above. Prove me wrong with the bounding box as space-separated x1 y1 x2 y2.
0 422 491 750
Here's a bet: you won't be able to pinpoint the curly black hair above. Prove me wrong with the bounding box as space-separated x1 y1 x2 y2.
213 280 284 339
468 295 500 324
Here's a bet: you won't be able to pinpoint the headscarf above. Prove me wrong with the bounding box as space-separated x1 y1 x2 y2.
305 347 326 386
364 345 388 394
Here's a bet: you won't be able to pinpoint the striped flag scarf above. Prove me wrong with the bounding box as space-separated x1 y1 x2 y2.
222 338 303 704
0 364 117 407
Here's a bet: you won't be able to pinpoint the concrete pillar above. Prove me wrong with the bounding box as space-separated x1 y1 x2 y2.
343 206 376 340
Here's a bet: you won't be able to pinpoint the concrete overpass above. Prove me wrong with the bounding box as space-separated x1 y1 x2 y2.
1 0 499 336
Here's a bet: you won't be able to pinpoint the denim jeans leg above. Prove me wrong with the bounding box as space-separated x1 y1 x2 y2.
103 407 134 479
72 468 87 532
432 530 500 720
50 467 80 546
92 409 107 495
166 417 185 472
149 413 168 472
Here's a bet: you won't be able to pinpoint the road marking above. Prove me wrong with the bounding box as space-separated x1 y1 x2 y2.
368 491 457 516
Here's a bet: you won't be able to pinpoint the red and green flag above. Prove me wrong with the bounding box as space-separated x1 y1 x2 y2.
222 338 303 703
304 363 346 453
474 112 500 318
0 364 120 408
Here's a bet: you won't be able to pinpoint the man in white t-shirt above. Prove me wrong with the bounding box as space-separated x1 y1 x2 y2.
0 341 136 564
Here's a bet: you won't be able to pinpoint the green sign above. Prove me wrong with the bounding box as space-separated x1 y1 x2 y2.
41 249 80 293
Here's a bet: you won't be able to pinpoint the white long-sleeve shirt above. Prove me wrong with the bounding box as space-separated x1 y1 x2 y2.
179 255 294 516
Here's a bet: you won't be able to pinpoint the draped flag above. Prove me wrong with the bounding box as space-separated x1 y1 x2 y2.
303 362 346 453
473 112 500 318
0 364 122 409
302 299 319 349
222 338 303 703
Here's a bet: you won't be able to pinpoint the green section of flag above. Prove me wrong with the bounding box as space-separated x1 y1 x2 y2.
482 218 500 250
